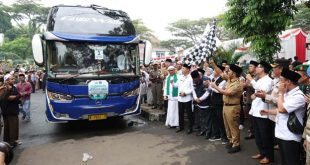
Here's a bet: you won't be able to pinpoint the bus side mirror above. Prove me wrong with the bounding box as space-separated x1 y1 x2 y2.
143 40 152 65
32 34 44 66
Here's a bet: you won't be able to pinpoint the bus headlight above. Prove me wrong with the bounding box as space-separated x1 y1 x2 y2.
122 87 139 97
48 91 73 101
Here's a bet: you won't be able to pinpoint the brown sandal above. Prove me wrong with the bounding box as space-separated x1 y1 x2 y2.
259 157 270 164
251 154 263 159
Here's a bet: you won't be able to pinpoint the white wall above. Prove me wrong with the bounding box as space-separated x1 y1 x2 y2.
277 37 296 60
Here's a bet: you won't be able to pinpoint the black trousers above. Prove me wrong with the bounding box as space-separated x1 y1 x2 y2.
193 105 201 129
199 107 213 137
239 97 245 125
245 103 253 133
252 117 274 161
178 101 193 130
278 138 302 165
212 105 227 139
164 100 168 114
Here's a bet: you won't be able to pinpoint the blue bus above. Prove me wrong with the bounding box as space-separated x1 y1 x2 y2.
32 5 152 122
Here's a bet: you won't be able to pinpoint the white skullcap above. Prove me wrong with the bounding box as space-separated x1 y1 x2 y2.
9 71 14 75
167 66 175 71
4 74 11 81
20 68 25 72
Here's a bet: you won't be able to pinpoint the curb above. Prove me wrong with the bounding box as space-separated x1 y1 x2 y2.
140 104 166 122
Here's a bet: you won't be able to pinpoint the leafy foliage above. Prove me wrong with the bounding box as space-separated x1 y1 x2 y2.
216 14 240 40
166 18 212 43
132 19 154 40
159 39 193 52
0 37 31 60
289 3 310 31
223 0 297 62
0 3 12 33
8 0 49 39
0 0 49 59
4 25 29 41
213 43 245 64
165 16 240 56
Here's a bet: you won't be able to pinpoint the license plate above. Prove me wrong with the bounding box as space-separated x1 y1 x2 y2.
88 114 107 121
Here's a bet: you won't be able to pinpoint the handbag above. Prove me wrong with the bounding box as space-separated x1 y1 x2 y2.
287 112 304 134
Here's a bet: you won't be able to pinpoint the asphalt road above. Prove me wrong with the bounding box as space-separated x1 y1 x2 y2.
10 91 281 165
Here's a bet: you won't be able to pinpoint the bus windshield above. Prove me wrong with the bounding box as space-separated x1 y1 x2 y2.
47 6 135 36
47 41 139 75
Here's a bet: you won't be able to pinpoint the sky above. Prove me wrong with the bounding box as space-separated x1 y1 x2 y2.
3 0 227 40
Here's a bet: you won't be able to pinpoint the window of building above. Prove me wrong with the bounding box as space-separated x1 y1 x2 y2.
156 51 165 58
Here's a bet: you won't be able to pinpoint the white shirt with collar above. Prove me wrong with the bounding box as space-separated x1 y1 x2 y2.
164 74 180 101
275 87 305 142
210 76 227 93
265 77 280 122
177 70 183 76
249 75 273 118
176 74 193 102
192 82 211 109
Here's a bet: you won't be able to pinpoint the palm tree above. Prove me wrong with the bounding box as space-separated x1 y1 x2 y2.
213 44 246 64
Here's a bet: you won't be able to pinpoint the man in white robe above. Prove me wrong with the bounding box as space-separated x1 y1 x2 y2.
163 66 179 127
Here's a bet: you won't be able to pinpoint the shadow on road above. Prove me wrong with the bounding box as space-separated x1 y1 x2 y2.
55 117 135 139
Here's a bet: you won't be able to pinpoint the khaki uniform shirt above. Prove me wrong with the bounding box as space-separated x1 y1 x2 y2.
161 67 168 79
223 79 243 105
149 69 162 83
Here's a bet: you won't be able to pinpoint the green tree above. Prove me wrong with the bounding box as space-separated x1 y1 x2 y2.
0 37 31 59
4 25 28 41
165 16 238 53
0 3 12 33
167 18 212 43
289 3 310 31
6 0 49 39
213 43 245 64
0 52 22 61
217 14 239 40
159 39 193 52
132 19 154 40
224 0 297 62
0 0 49 59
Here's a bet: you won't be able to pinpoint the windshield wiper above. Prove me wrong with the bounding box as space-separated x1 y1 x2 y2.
58 72 98 83
110 73 135 81
55 71 137 84
90 5 126 18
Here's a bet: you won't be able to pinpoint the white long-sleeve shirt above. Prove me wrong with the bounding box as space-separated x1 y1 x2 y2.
141 70 150 87
275 87 305 142
175 74 193 102
193 89 210 101
210 76 226 93
163 74 180 101
249 75 273 118
193 89 211 108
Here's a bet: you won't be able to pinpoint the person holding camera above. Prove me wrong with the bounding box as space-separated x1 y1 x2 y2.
0 75 21 147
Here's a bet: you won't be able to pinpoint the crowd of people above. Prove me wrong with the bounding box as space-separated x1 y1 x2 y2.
0 57 310 164
0 66 46 164
140 57 310 164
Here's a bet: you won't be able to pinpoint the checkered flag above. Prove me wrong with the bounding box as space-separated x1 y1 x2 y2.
185 20 217 65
